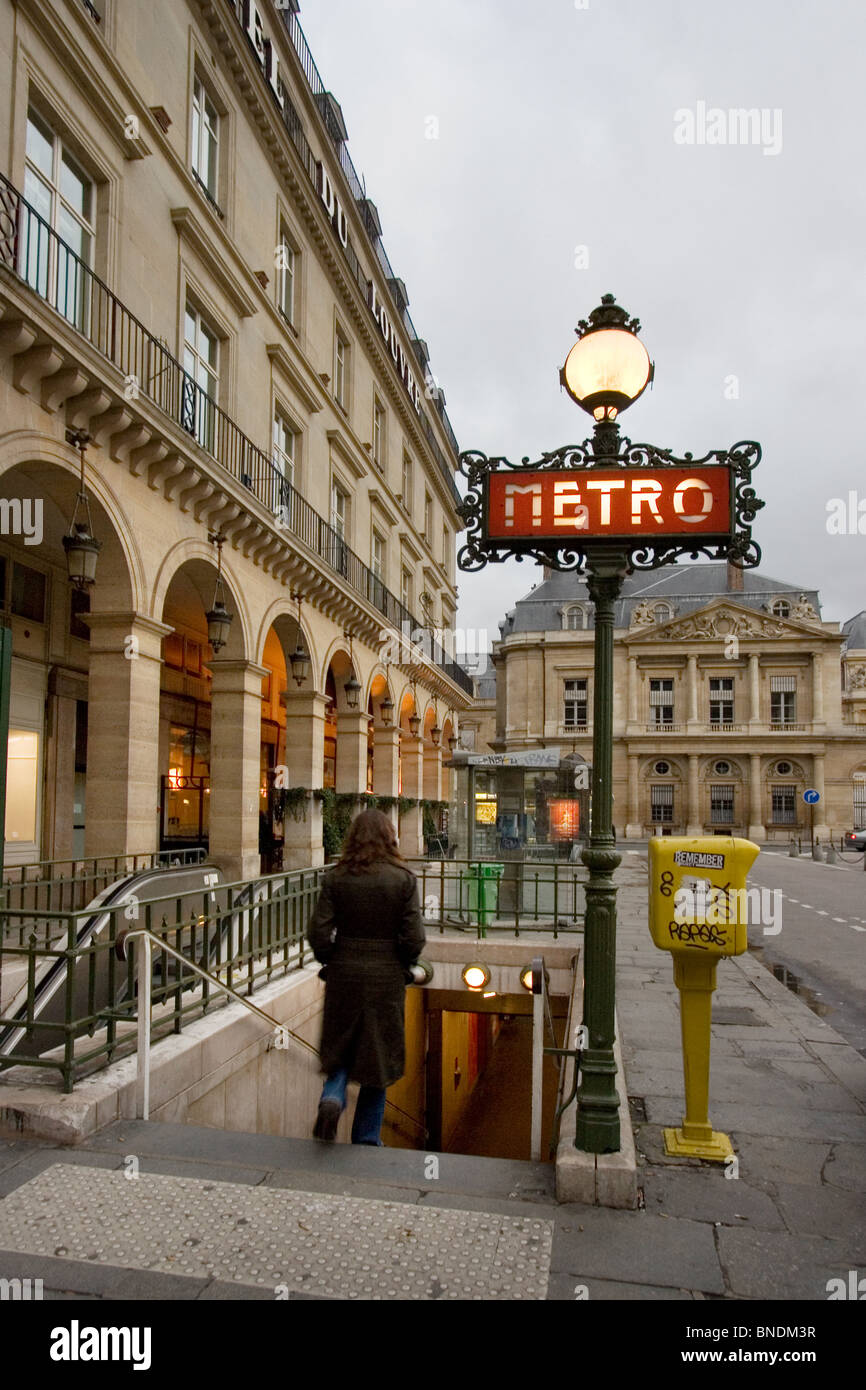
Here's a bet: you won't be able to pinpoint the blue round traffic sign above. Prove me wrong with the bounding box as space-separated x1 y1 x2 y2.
803 789 820 804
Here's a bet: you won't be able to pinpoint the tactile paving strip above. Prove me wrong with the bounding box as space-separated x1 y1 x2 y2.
0 1164 552 1300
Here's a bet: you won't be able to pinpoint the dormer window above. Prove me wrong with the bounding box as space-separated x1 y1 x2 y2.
653 603 673 623
771 599 790 618
563 605 588 631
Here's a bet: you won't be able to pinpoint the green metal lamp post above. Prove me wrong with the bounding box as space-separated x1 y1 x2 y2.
559 296 653 1150
456 293 764 1155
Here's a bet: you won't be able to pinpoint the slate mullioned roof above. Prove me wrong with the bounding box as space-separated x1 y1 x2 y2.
496 562 823 636
842 610 866 651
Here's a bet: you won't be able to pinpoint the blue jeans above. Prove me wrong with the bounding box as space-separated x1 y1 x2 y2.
320 1068 386 1145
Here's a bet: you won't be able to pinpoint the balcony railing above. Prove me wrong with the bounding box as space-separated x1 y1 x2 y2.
707 722 747 733
644 722 685 733
769 722 806 732
0 172 472 696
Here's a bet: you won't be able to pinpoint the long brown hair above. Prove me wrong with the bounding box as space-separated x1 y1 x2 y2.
336 808 407 874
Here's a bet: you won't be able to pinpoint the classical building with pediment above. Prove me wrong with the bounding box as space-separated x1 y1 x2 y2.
469 562 866 842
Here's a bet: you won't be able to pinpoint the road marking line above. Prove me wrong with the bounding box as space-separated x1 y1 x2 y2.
851 925 866 933
832 917 846 923
815 910 829 916
801 905 813 910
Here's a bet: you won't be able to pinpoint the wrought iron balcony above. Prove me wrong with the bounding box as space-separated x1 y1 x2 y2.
0 172 472 696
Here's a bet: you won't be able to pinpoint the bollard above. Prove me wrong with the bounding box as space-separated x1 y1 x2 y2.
648 836 760 1162
825 843 837 865
812 841 823 862
788 839 798 858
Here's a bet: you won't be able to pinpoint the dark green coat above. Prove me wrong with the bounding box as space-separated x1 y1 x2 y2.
307 861 425 1088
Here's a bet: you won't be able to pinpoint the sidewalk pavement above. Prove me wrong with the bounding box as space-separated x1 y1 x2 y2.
0 859 863 1301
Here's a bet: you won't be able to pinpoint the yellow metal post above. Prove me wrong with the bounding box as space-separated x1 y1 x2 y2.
647 836 760 1163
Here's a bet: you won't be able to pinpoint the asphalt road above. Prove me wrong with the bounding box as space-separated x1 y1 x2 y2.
743 848 866 1056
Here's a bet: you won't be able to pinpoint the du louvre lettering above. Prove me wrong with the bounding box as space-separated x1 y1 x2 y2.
369 283 424 414
486 466 732 543
227 1 284 107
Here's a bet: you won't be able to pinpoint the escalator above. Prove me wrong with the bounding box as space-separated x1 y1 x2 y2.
0 861 271 1063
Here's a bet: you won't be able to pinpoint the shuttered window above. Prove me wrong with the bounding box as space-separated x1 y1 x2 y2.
710 784 734 824
650 784 674 823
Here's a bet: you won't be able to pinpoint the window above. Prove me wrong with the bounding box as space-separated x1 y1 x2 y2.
771 599 790 618
272 410 298 516
329 481 349 576
710 784 734 825
23 106 95 328
714 760 731 776
771 785 797 824
770 675 797 726
709 677 734 725
401 565 413 613
371 530 385 581
70 588 90 641
330 480 348 538
564 606 587 631
373 398 386 472
653 604 673 623
277 232 296 326
854 776 866 829
334 327 349 409
442 525 449 565
649 679 674 725
650 784 674 824
564 678 588 729
11 562 47 623
192 74 219 200
775 761 792 776
401 451 413 513
183 304 219 450
5 730 40 845
424 492 433 545
459 727 477 752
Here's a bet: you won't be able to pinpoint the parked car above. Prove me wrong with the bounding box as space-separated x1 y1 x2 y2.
843 829 866 852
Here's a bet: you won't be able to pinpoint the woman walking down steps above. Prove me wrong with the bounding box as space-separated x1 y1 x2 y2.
307 810 425 1146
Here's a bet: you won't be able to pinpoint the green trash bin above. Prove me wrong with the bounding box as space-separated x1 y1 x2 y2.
462 862 504 935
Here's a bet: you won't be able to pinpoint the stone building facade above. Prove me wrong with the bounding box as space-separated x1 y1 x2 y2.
475 563 866 841
0 0 472 875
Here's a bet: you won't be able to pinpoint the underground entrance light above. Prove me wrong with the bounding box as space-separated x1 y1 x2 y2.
519 964 535 992
462 963 490 991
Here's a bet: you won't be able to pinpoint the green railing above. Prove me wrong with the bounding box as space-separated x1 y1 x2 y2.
0 867 323 1092
1 848 207 917
408 858 585 938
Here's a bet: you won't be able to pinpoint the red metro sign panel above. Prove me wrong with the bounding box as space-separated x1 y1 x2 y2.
486 467 732 545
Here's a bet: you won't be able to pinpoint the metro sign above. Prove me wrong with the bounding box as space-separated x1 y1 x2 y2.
457 440 763 574
486 466 731 544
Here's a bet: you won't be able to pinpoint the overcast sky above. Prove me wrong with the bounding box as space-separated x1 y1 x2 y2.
300 0 866 648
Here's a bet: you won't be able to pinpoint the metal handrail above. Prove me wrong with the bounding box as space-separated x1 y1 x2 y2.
119 926 426 1137
0 171 471 696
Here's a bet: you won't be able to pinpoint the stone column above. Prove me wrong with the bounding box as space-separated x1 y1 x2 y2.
687 655 699 728
747 751 765 841
812 654 825 727
686 753 701 835
282 690 328 869
424 743 443 802
336 711 370 795
749 654 761 725
84 613 171 861
209 658 268 882
625 753 642 839
373 725 400 832
627 655 639 725
400 733 425 859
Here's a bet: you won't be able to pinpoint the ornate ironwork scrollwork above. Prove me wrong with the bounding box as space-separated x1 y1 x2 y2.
456 438 764 576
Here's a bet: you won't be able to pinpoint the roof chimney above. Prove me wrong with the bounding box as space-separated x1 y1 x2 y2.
727 560 744 593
